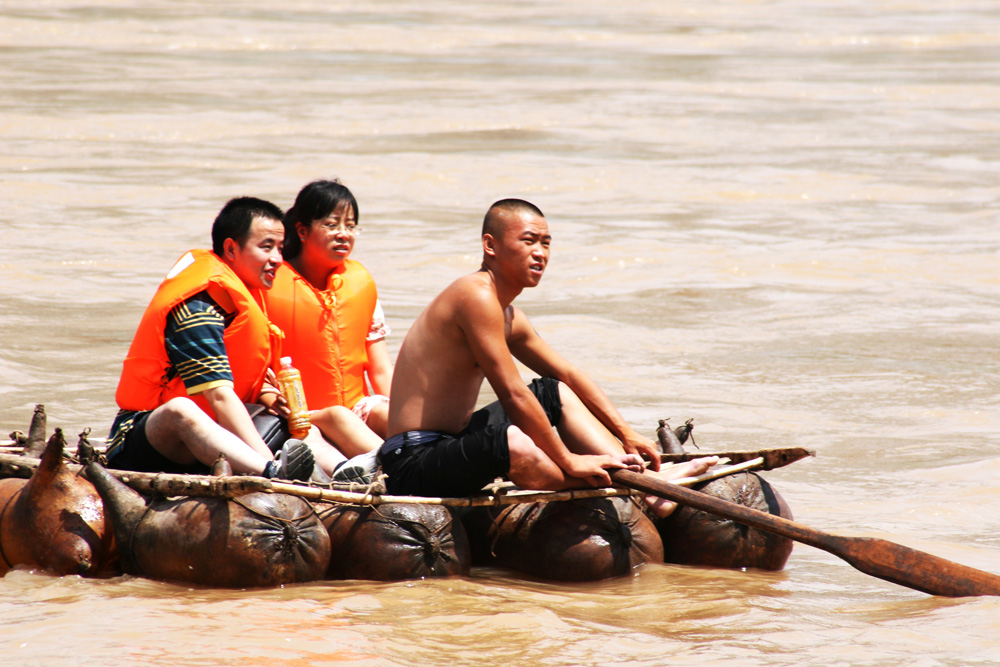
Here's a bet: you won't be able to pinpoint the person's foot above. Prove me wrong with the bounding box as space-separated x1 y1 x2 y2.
331 449 379 483
643 456 720 519
263 439 315 481
614 453 645 472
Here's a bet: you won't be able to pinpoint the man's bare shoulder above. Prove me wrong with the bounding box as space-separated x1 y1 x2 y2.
448 270 494 295
435 271 500 316
405 272 497 344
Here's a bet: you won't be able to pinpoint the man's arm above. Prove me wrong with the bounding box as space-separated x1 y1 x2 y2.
455 280 624 485
164 292 274 461
202 385 274 460
506 307 661 470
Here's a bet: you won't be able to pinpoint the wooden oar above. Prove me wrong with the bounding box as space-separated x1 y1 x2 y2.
610 468 1000 597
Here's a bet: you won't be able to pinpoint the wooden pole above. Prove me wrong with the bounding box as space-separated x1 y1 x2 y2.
1 451 763 504
263 458 767 507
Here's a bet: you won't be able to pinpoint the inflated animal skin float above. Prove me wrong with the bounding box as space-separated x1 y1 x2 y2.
0 420 116 578
459 496 663 581
320 502 471 580
654 472 794 571
86 462 331 588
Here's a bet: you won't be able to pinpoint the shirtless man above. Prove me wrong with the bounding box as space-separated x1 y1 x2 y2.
381 198 717 515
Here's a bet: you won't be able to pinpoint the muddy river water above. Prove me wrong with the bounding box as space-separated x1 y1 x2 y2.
1 2 999 665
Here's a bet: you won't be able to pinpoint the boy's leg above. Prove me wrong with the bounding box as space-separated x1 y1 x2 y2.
550 381 720 516
308 405 382 474
144 397 270 474
552 382 625 458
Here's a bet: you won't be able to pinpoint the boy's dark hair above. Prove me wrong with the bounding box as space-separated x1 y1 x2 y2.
482 198 544 237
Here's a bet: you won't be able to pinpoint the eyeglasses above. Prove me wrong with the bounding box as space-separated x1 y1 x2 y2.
318 218 361 235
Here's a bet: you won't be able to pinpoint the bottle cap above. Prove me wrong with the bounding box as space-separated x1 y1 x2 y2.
280 356 292 365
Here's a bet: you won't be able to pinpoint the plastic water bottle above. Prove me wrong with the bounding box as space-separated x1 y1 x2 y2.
276 356 311 439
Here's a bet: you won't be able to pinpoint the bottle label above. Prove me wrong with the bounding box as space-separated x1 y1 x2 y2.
277 369 311 438
283 381 308 413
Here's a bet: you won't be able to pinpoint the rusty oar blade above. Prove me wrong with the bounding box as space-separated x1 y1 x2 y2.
659 447 814 470
611 468 1000 597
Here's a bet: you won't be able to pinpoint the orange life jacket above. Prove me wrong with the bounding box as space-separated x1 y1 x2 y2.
263 259 377 410
114 249 280 419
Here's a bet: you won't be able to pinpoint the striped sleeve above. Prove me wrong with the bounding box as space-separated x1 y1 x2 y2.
164 291 235 395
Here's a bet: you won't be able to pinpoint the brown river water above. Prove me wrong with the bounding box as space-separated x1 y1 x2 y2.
2 1 999 665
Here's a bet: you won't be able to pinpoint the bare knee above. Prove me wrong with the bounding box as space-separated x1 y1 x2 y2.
309 406 380 459
312 405 354 427
158 396 201 417
149 397 210 433
143 397 211 464
310 405 357 436
505 425 534 460
506 426 565 490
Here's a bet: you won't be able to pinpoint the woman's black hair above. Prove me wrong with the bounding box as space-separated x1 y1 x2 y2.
282 179 359 260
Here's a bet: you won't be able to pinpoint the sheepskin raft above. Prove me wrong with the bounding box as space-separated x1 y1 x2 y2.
2 406 807 587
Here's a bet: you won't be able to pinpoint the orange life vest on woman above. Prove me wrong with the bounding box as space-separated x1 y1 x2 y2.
263 260 378 410
114 249 280 419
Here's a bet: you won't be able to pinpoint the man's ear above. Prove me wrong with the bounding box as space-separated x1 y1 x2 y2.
482 233 496 258
222 237 239 262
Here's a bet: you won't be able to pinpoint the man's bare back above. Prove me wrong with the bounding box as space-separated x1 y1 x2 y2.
388 270 504 435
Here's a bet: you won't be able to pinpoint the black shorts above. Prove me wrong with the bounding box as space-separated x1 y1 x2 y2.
380 377 563 497
106 411 211 475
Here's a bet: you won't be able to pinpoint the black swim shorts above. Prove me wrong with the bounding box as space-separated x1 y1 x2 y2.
380 377 563 497
106 411 211 475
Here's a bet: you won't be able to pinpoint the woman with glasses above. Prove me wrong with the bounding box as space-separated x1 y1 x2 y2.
263 179 390 475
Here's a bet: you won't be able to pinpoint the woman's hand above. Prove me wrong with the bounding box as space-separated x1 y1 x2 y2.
258 370 289 417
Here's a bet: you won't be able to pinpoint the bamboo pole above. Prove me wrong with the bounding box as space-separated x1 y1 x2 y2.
0 451 766 507
265 481 638 507
264 457 767 507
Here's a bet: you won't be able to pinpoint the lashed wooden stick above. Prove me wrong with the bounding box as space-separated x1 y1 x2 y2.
262 457 768 507
0 451 765 506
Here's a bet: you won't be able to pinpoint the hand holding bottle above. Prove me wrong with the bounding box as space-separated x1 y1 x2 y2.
276 357 311 439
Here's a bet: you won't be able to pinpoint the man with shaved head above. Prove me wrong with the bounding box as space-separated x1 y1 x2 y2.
380 199 716 512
